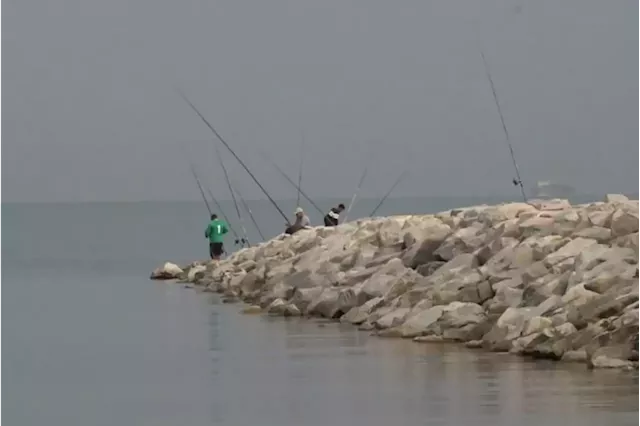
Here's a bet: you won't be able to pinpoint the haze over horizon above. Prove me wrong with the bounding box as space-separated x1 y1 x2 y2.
3 0 637 203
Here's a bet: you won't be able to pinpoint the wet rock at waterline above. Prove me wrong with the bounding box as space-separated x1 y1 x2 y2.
152 198 639 370
150 262 184 280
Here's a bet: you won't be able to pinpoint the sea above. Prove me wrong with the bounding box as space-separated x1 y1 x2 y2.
3 196 638 426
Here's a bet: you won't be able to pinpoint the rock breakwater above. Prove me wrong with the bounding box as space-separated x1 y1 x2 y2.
151 196 639 370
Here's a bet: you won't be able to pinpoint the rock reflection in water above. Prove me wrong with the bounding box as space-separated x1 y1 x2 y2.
204 303 637 426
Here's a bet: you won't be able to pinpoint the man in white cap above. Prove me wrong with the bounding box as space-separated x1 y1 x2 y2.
285 207 311 235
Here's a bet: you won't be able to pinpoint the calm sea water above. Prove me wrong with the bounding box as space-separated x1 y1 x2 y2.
3 197 638 426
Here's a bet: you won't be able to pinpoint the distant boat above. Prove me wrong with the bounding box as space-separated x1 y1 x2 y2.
530 181 576 199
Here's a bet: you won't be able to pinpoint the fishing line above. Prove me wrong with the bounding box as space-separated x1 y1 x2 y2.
214 145 250 247
233 183 267 241
369 171 409 217
479 49 527 202
176 88 292 225
343 145 374 223
259 150 326 218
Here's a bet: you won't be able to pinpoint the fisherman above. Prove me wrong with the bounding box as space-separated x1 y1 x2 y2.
323 203 345 227
205 214 229 260
285 207 311 235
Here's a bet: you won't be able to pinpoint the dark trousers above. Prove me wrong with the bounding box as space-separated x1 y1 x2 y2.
209 242 224 258
324 216 338 227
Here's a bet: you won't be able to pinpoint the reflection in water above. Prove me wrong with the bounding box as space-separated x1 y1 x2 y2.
202 301 638 426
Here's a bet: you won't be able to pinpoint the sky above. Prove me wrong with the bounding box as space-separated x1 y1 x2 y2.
2 0 638 202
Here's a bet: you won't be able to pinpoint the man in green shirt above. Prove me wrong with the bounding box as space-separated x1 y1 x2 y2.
205 214 229 260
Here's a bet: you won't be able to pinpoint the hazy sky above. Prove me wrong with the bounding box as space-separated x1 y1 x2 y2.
3 0 638 202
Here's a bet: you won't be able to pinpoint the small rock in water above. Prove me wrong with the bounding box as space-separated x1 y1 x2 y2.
241 305 262 315
150 262 184 280
465 340 484 349
413 335 445 343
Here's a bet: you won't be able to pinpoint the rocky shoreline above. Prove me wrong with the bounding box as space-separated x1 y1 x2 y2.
151 195 639 370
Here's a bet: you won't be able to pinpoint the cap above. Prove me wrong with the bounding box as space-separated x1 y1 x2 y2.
295 207 304 214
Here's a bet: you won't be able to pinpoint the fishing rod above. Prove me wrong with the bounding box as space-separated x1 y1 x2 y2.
188 162 213 216
369 171 408 217
343 164 368 223
479 50 528 203
176 89 292 225
214 145 250 247
259 150 325 217
179 142 243 254
233 183 267 241
343 149 373 223
178 142 213 215
296 132 305 208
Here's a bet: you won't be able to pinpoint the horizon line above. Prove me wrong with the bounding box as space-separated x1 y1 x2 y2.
1 192 630 205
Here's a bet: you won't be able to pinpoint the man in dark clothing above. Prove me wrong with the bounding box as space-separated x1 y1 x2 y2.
323 203 345 227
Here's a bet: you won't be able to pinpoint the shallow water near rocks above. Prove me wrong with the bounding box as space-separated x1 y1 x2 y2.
3 201 638 426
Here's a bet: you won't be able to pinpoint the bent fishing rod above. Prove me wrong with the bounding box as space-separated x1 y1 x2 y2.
179 140 245 246
233 183 267 241
369 171 408 217
176 89 292 226
214 145 250 247
259 150 326 217
343 150 373 223
480 50 528 203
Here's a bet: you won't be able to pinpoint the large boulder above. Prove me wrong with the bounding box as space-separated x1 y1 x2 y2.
573 227 613 243
432 269 493 306
306 288 341 318
530 199 572 211
401 224 452 268
330 287 370 318
486 282 524 314
288 229 321 254
437 302 489 341
562 284 600 311
238 272 263 297
150 262 184 280
267 298 301 317
291 286 325 312
543 237 598 268
476 202 537 225
518 215 555 236
610 208 639 237
360 269 407 300
567 292 639 329
395 305 445 337
482 307 533 351
341 297 385 325
604 194 630 203
376 219 404 247
434 225 488 261
520 273 569 307
187 264 207 282
589 346 635 369
374 307 412 329
572 245 631 271
401 216 446 246
416 261 446 277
